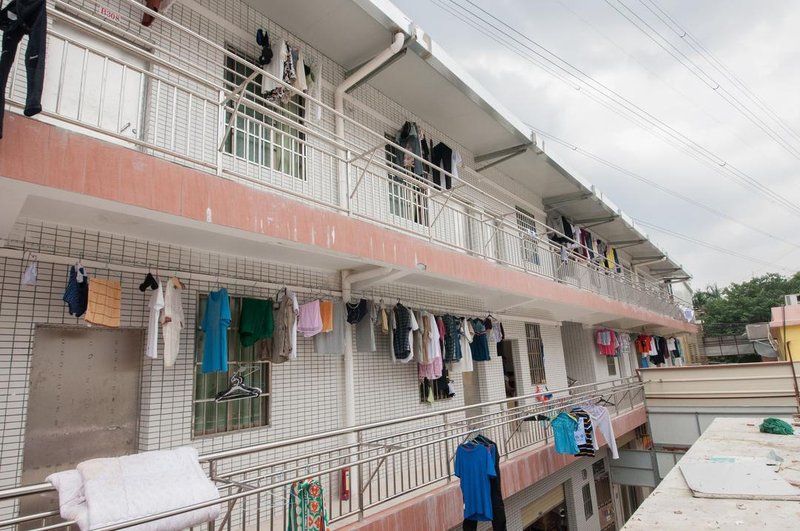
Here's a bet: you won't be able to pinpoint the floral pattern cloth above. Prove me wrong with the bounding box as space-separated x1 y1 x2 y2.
287 478 327 531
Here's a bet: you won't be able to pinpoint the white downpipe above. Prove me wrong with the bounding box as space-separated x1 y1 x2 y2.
341 270 359 509
335 32 405 210
341 270 356 431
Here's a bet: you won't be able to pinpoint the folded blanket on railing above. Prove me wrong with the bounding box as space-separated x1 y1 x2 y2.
47 447 220 531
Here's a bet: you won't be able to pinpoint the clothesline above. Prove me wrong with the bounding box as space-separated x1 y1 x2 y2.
2 247 561 327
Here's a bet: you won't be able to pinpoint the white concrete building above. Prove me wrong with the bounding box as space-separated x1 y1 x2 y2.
0 0 696 529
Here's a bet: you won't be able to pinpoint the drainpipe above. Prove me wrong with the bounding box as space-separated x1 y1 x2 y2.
341 271 356 431
335 32 406 209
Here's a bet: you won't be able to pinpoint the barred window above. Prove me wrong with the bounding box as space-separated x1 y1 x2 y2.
516 207 540 265
526 323 546 384
223 52 305 180
582 483 594 519
193 295 271 436
606 356 617 376
389 176 429 225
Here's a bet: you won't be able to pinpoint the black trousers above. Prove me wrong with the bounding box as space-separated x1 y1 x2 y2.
462 507 507 531
0 0 47 138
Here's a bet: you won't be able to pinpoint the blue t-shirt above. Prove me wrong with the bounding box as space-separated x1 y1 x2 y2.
202 288 232 373
551 412 579 455
455 443 496 521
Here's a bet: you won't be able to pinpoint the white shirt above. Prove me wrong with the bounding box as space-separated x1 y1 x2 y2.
459 319 474 373
428 313 441 362
145 284 164 359
288 290 300 360
293 49 308 92
402 310 419 364
451 150 462 181
583 404 619 459
161 278 185 367
261 38 288 94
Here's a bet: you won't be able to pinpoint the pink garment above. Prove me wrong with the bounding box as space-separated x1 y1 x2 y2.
418 353 443 380
297 299 323 337
596 329 616 356
419 317 444 381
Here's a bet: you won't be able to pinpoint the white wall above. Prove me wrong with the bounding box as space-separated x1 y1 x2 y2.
0 219 505 521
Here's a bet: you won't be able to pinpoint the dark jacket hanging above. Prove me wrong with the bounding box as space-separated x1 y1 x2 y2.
0 0 47 139
431 141 453 190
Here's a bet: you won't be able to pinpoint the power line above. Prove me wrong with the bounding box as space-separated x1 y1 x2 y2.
435 0 795 276
641 0 800 144
526 123 800 252
603 0 800 162
634 219 796 273
430 0 800 218
551 0 752 151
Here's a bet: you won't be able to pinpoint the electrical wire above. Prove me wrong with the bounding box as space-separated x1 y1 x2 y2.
634 219 796 273
526 123 800 252
551 0 752 152
604 0 800 161
641 0 800 144
429 0 800 218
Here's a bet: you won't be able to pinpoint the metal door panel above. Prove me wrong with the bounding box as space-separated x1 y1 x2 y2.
20 326 143 526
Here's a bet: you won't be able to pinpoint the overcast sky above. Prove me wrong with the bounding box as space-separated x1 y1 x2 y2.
391 0 800 290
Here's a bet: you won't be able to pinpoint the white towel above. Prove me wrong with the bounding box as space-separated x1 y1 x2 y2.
48 447 220 531
47 469 89 530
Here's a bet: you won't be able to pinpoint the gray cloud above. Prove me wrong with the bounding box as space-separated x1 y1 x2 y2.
392 0 800 288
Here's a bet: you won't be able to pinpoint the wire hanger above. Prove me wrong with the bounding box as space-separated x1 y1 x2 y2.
215 366 262 403
274 286 286 302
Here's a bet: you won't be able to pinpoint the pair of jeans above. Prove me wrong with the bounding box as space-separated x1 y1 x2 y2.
0 0 47 138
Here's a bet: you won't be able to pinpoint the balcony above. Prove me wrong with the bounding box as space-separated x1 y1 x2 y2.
0 0 688 322
0 377 645 530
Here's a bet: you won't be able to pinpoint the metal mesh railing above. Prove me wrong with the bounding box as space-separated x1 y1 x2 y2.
3 0 689 319
0 377 644 530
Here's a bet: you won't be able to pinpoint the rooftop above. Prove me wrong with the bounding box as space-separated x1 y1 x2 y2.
623 417 800 530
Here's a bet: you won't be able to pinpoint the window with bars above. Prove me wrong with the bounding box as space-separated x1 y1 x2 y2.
606 356 617 376
193 295 271 436
582 483 594 519
526 323 546 385
389 176 429 225
223 51 306 180
516 207 540 265
386 135 429 225
418 377 452 403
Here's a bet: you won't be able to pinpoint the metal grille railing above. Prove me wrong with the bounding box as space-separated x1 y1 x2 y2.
3 0 689 319
0 377 645 530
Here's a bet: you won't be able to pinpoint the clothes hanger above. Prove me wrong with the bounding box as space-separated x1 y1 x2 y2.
274 286 286 303
139 268 159 292
215 366 262 402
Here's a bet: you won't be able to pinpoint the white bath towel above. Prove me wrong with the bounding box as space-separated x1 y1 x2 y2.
48 447 220 531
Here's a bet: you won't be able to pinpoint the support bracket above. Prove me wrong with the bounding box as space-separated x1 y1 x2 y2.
542 191 593 208
476 145 529 172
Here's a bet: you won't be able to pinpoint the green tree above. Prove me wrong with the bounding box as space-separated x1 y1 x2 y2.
694 273 800 335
